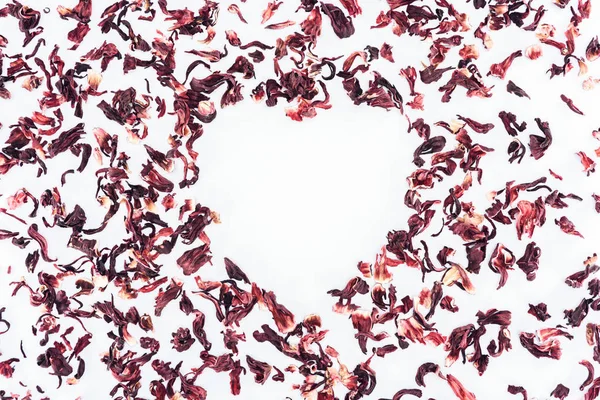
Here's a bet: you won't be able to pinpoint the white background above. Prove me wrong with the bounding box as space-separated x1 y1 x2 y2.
1 0 600 399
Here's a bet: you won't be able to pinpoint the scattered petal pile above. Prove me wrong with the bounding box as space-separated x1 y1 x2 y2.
0 0 599 399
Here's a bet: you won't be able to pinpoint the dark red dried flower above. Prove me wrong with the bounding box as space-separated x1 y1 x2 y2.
528 303 551 321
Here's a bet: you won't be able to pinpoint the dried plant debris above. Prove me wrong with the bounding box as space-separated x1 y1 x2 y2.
0 0 599 399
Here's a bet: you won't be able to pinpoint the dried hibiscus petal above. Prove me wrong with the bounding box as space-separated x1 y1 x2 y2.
580 360 595 390
516 242 541 280
246 355 272 384
529 118 553 159
528 303 551 321
488 244 515 289
177 244 212 275
577 151 596 175
519 331 564 359
526 44 543 59
550 383 570 399
593 194 600 213
507 385 527 399
382 388 423 399
488 51 523 79
506 81 530 99
27 224 56 262
457 115 494 134
446 374 477 400
560 94 585 115
514 199 546 240
171 327 195 352
321 3 355 39
587 37 600 61
565 298 591 327
555 216 584 238
442 262 476 294
262 291 296 333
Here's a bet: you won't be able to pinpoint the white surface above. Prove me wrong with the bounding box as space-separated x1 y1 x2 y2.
0 0 599 399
